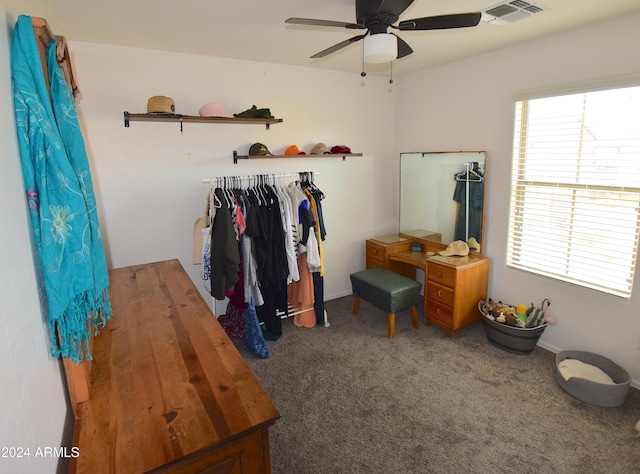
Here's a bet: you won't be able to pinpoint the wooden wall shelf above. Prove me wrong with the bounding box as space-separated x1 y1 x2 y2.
123 112 283 130
233 150 363 164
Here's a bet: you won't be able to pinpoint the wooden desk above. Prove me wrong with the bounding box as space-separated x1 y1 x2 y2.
365 234 414 279
70 259 280 473
366 236 489 337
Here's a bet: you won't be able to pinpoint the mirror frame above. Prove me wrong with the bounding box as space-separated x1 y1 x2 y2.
400 151 487 254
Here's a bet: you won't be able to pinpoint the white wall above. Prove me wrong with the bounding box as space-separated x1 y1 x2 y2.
69 42 398 304
2 5 639 469
0 3 69 474
396 13 640 386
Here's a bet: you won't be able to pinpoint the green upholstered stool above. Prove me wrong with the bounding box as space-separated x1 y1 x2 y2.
350 268 422 338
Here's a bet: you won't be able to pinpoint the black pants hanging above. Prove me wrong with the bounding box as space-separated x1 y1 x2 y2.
313 273 325 326
256 284 287 338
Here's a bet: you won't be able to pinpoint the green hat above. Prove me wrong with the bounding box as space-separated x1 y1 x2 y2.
249 142 272 156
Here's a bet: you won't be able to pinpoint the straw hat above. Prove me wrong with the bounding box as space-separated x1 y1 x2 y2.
147 96 175 114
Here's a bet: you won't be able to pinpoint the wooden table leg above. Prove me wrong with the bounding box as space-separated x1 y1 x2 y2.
387 313 395 338
352 296 361 315
410 306 419 329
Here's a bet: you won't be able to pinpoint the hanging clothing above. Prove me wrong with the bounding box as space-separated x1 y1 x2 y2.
195 191 214 292
304 187 325 276
12 15 112 363
275 186 299 284
210 188 240 299
453 180 484 243
241 232 264 307
206 175 326 336
313 272 326 327
289 254 316 328
286 182 308 255
243 185 288 337
217 300 245 338
241 297 269 359
301 177 327 241
244 186 289 288
202 225 212 293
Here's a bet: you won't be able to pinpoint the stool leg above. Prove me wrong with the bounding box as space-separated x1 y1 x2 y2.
352 296 361 315
387 313 395 339
410 306 419 329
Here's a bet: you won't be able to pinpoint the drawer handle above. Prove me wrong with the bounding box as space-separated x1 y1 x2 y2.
437 289 442 297
437 271 443 278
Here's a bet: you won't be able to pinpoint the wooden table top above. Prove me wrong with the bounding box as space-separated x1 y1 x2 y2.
70 259 280 473
389 249 489 269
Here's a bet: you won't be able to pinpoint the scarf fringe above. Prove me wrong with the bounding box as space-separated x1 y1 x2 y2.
49 286 112 363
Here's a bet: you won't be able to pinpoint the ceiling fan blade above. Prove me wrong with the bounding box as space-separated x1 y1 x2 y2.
397 12 482 31
356 0 414 25
392 34 413 59
384 0 416 18
285 17 364 30
310 34 367 59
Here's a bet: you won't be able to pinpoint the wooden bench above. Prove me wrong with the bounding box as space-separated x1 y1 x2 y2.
350 268 422 338
67 259 280 473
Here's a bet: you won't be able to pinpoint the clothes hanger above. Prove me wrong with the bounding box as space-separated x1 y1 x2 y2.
223 177 234 208
306 171 325 200
454 164 483 182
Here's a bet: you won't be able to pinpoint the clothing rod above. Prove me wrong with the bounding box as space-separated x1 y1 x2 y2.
201 172 320 184
465 163 470 241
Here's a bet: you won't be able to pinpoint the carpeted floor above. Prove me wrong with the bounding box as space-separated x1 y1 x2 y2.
237 296 640 474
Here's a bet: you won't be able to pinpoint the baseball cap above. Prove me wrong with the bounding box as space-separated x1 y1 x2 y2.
439 240 470 257
249 143 272 156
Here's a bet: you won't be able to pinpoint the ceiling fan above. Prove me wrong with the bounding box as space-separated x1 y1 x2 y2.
285 0 482 64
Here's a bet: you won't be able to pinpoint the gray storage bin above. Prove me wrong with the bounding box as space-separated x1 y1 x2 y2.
478 300 546 355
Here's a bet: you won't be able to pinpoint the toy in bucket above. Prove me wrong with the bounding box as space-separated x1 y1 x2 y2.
478 298 553 355
525 298 552 328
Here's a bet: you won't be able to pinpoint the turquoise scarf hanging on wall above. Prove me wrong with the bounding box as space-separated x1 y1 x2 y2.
11 15 111 363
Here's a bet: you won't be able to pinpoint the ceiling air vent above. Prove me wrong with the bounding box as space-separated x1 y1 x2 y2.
481 1 547 26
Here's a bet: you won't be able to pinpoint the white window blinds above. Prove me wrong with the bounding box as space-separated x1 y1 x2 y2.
507 85 640 299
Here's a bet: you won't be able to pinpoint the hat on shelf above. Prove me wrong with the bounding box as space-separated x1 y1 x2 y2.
249 142 272 156
198 101 233 118
310 142 328 154
330 145 351 154
147 96 176 114
285 145 306 155
234 105 274 119
439 240 470 257
467 237 481 252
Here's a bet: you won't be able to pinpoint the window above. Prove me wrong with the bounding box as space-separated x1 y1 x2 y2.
507 85 640 299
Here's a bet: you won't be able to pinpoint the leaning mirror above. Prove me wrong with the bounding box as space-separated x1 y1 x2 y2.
400 151 486 252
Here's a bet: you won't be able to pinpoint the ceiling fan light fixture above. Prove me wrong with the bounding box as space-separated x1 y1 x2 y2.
363 33 397 63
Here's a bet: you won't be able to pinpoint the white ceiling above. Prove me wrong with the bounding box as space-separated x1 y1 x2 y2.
53 0 640 77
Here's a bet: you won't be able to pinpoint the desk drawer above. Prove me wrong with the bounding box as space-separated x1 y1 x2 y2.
426 281 454 307
427 263 456 287
366 243 385 264
366 259 385 269
426 298 454 326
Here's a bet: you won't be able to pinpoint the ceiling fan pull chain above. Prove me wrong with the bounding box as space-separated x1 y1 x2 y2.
360 45 366 77
389 61 394 84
